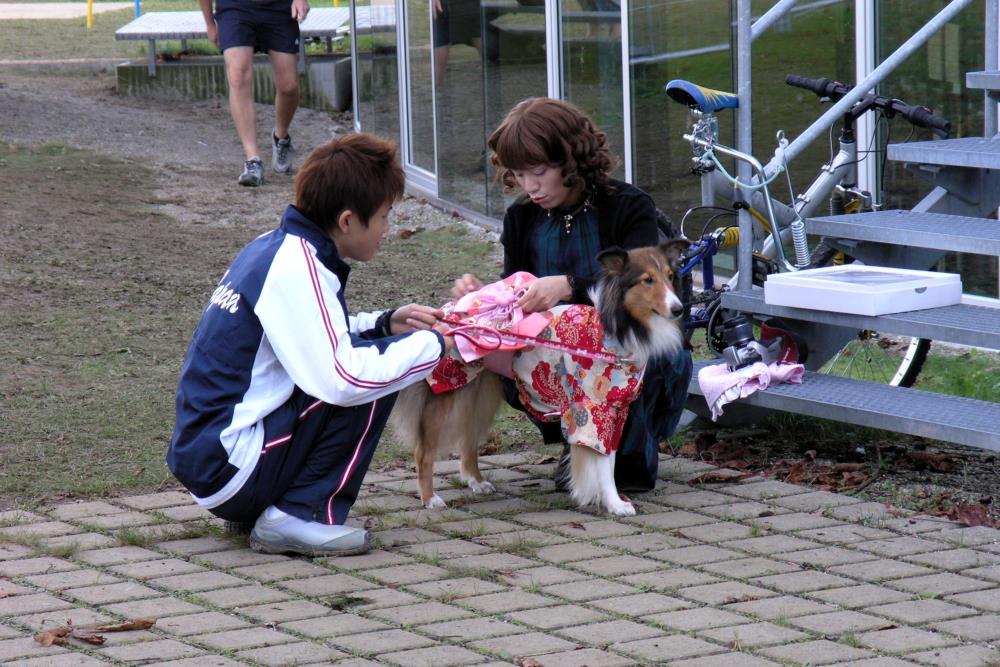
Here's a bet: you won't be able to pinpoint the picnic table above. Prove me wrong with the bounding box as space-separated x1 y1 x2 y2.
115 7 351 76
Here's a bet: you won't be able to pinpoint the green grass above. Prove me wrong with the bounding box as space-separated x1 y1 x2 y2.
911 348 1000 401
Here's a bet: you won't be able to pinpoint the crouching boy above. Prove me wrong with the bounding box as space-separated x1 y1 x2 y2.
168 133 453 557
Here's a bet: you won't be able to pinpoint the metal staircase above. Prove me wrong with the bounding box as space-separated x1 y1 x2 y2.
686 0 1000 452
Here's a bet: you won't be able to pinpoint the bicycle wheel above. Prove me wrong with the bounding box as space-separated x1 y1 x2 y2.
810 242 931 388
821 332 930 387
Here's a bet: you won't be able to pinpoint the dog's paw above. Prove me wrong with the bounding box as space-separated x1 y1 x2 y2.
468 479 496 496
424 495 448 509
605 498 637 516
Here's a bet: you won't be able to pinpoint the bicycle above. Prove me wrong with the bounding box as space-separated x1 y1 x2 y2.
663 74 952 387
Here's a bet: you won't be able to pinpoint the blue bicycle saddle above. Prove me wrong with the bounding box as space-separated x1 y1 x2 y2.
665 79 739 113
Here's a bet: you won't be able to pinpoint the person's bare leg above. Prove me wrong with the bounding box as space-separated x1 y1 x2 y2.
434 44 449 88
269 50 299 140
224 46 259 160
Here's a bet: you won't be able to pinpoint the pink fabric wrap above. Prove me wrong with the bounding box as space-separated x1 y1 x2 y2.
448 271 551 362
697 361 805 420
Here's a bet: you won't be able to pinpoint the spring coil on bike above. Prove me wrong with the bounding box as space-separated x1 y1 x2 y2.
830 190 846 216
715 226 740 250
790 218 811 268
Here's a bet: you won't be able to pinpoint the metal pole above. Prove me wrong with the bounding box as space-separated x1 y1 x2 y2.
621 0 633 183
737 0 753 291
764 0 974 175
986 0 998 136
750 0 799 43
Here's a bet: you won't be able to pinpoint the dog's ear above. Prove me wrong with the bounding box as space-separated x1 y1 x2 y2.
597 246 629 275
657 239 691 269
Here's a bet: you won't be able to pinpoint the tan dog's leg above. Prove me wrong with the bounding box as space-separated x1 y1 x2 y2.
457 371 504 495
414 436 446 509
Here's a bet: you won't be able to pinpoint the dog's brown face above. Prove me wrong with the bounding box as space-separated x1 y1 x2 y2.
595 241 688 351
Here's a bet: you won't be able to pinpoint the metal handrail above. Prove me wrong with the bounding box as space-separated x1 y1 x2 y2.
986 0 998 136
759 0 974 176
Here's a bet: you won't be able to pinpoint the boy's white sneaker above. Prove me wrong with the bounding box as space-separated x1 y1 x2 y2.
250 506 371 557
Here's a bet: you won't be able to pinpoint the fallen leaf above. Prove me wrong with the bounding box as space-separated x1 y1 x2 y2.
688 471 747 484
931 502 1000 528
906 451 955 472
398 226 424 239
514 658 544 667
77 618 156 633
33 627 71 647
567 522 586 530
74 633 105 645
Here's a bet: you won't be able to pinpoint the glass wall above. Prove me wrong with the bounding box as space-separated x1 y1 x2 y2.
353 0 401 143
481 1 549 217
628 0 853 271
628 0 733 220
404 0 437 173
431 0 488 212
561 0 625 177
877 0 997 296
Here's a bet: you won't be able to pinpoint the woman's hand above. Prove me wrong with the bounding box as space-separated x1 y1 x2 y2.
390 304 444 335
516 275 572 313
451 273 483 299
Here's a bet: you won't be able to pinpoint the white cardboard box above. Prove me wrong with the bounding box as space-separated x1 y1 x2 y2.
763 265 962 316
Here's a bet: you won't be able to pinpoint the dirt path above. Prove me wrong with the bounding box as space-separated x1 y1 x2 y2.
0 71 359 230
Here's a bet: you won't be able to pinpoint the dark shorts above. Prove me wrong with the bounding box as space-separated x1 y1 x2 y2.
432 0 480 48
215 0 300 54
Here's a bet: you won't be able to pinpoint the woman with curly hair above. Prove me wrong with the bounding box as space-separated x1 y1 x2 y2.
452 97 692 492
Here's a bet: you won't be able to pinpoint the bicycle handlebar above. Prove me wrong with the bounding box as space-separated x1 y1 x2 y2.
784 75 853 100
785 74 951 137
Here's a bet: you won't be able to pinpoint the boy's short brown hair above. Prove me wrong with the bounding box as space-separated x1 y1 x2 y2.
488 97 617 196
295 133 405 231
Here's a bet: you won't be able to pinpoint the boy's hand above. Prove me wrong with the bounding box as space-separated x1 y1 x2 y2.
433 322 456 354
389 304 444 335
516 275 572 313
451 273 483 299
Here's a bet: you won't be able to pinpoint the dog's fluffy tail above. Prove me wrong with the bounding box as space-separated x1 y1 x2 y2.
389 378 431 451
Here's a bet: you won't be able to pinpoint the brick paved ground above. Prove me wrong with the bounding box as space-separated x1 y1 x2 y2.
1 453 998 666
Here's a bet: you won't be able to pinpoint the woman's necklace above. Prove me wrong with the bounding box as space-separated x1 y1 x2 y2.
551 195 592 236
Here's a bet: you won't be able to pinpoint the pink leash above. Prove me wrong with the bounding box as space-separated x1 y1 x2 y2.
439 316 625 365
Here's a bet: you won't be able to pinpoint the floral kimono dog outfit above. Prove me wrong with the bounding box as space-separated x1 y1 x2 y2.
428 273 644 456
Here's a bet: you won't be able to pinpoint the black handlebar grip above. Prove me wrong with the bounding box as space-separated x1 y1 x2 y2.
785 75 852 100
906 105 952 136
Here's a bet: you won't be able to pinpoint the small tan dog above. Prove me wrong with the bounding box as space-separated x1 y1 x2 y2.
390 241 688 515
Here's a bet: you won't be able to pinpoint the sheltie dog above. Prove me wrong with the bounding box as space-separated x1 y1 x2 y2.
390 241 688 516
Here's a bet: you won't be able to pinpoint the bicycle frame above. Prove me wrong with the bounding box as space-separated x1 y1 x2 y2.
684 109 861 273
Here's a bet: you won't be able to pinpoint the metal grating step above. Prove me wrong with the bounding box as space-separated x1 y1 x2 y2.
805 209 1000 256
966 70 1000 92
688 359 1000 451
721 289 1000 349
888 136 1000 170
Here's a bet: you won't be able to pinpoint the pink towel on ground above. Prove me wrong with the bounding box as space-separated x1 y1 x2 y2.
698 361 805 420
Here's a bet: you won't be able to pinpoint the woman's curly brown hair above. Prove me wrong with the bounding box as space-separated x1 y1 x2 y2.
487 97 618 199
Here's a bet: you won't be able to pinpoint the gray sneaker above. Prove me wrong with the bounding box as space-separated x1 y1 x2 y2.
272 132 293 173
249 506 372 557
238 158 264 187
